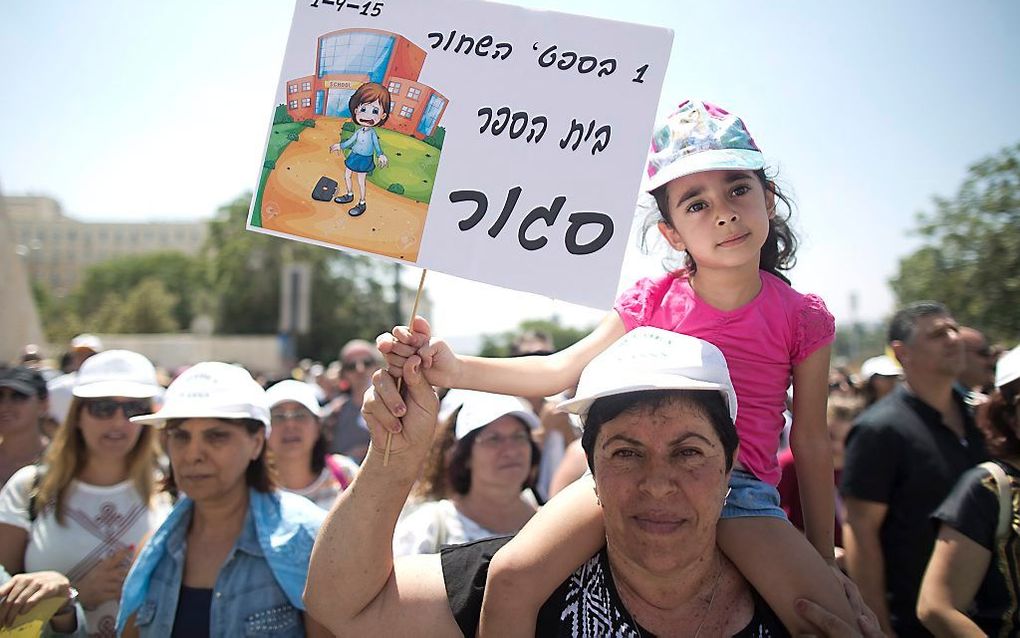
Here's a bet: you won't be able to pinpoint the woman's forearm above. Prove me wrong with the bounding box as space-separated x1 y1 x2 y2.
304 448 418 628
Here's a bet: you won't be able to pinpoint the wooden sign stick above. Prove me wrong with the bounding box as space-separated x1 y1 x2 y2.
383 268 428 467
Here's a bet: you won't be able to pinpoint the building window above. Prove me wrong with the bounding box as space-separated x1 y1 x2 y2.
301 81 311 91
315 90 325 115
289 100 299 109
406 86 421 101
288 84 298 94
399 105 414 118
317 32 396 83
388 80 401 94
301 97 311 108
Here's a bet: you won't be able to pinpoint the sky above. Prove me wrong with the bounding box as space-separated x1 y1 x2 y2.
2 1 1018 345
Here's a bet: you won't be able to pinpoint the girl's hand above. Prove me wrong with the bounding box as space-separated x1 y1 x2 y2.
73 545 133 610
377 154 389 168
0 570 72 628
329 143 341 154
377 316 461 389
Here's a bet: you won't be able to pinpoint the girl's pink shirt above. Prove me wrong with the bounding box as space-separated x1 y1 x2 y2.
614 270 834 485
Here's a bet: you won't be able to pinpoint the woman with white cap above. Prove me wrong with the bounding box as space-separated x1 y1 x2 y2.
115 362 329 638
859 354 902 407
919 346 1020 636
265 380 358 510
0 349 166 636
392 391 540 556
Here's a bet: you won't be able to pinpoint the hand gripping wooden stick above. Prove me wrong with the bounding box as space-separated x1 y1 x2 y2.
383 268 428 467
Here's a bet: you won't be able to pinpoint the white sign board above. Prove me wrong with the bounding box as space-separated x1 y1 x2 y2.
248 0 672 309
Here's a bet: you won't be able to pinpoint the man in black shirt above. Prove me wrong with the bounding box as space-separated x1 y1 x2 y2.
841 302 988 636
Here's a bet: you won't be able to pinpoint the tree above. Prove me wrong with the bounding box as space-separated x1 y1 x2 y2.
478 318 593 357
73 251 208 330
205 194 398 362
890 143 1020 342
86 278 180 334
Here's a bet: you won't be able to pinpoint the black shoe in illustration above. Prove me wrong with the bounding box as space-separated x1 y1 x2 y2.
348 202 367 217
334 192 354 204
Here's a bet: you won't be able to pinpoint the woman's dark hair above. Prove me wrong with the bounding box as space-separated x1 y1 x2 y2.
580 389 738 475
447 416 541 496
311 418 328 475
977 383 1020 460
646 167 798 284
162 418 276 497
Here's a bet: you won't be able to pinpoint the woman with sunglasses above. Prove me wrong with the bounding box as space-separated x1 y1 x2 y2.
265 380 358 509
393 391 541 555
116 362 330 637
0 350 167 636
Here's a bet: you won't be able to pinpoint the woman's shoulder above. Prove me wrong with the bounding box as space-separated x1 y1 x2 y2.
1 464 41 495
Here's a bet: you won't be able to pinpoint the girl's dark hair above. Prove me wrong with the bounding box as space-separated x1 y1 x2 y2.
162 418 276 497
447 417 541 496
646 168 798 284
978 383 1020 459
581 390 738 475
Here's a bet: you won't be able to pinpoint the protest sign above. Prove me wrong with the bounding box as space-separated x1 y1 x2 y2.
247 0 672 309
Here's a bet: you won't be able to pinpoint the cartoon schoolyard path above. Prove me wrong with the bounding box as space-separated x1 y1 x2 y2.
259 118 434 262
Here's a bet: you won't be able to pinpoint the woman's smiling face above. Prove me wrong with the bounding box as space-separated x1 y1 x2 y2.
593 396 730 576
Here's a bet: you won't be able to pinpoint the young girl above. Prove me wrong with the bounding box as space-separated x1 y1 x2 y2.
329 82 390 218
379 100 855 634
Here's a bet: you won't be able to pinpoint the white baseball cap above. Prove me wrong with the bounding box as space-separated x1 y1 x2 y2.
996 346 1020 389
73 350 161 399
558 328 737 425
265 379 322 418
860 355 902 380
453 391 539 440
70 333 104 352
131 362 270 429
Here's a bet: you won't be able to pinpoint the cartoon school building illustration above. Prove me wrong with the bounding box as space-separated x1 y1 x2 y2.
284 28 448 140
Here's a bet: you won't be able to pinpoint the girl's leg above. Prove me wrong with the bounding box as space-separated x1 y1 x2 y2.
479 475 605 638
356 172 368 203
343 168 354 195
717 516 856 634
336 168 355 204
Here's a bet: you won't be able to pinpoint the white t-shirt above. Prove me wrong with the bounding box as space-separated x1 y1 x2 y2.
0 465 170 638
280 455 359 511
393 499 504 556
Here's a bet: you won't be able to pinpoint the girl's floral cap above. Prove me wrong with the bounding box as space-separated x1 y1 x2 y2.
644 100 764 192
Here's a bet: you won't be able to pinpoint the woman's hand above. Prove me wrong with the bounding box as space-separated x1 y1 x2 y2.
376 315 461 389
73 545 133 610
795 597 884 638
0 570 72 628
362 355 440 470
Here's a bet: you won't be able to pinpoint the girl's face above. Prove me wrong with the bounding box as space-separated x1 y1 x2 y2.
165 418 264 503
78 397 147 463
354 99 385 127
268 401 319 465
657 169 774 273
468 416 533 492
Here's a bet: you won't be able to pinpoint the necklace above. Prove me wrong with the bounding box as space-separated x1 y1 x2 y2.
618 553 724 638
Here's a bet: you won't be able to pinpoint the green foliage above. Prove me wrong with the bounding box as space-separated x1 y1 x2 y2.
302 119 316 128
477 319 593 357
87 279 180 334
424 126 445 150
273 104 294 125
369 129 439 203
33 282 83 345
205 194 398 362
387 183 405 194
890 143 1020 342
286 132 299 142
832 321 889 367
342 121 356 133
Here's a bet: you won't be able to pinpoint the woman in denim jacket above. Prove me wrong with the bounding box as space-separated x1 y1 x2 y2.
115 362 330 637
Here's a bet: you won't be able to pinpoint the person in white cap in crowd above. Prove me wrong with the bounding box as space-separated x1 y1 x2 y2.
115 362 330 638
265 379 358 510
45 335 105 430
858 354 902 407
918 345 1020 636
392 391 540 556
305 329 880 637
0 350 167 636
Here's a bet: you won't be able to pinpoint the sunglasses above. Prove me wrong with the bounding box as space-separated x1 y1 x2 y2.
83 398 151 420
0 389 31 403
341 357 378 372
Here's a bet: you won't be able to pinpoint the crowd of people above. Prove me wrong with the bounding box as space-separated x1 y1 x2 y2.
0 98 1015 638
